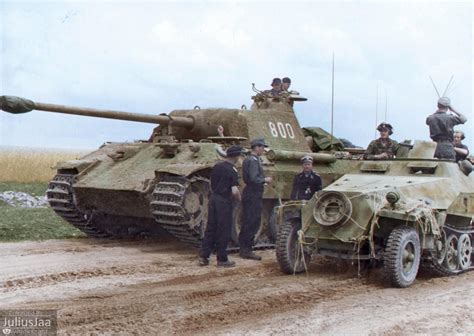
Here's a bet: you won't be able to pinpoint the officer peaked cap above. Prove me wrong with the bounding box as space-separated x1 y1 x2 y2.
250 138 268 148
226 145 243 157
377 122 393 135
301 154 313 163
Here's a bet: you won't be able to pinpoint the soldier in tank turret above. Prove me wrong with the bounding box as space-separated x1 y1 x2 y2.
363 122 400 160
264 78 282 97
426 97 467 160
290 155 322 200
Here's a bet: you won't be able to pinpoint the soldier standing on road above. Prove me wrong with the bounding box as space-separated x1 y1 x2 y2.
290 155 322 200
363 122 400 160
426 97 467 160
453 130 469 162
199 146 242 268
239 138 272 261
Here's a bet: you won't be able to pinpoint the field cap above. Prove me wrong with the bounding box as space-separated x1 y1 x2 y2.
226 145 242 157
301 154 313 163
271 78 282 86
250 138 268 148
438 96 451 107
282 77 291 84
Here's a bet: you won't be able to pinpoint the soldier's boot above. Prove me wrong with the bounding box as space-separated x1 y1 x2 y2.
239 249 262 261
198 257 209 266
217 259 236 268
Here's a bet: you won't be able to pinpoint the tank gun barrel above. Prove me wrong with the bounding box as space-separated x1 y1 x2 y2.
0 95 195 128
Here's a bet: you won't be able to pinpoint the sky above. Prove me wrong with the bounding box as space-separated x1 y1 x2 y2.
0 0 472 150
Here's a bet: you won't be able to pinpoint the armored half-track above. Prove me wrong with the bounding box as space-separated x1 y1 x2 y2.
276 140 474 287
0 91 352 249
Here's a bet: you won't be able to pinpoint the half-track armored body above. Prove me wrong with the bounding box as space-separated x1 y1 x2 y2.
0 91 352 249
276 140 473 287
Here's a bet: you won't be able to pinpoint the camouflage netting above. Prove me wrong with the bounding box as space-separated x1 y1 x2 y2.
0 95 34 114
303 127 344 151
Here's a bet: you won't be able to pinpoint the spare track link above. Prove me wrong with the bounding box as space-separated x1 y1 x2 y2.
151 176 202 247
424 224 474 275
46 174 110 238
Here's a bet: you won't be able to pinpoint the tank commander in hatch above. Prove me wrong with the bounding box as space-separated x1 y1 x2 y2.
453 130 469 162
426 96 467 160
290 155 322 200
264 78 282 97
363 122 400 160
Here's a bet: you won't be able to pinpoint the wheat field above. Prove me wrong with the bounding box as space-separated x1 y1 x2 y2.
0 147 87 182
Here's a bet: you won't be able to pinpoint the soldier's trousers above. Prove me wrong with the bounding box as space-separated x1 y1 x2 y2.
200 194 233 262
434 141 455 160
239 188 263 251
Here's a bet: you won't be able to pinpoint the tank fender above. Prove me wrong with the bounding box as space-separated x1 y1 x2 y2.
53 159 98 174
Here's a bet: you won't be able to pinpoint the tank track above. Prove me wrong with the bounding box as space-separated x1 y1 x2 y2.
150 176 203 247
423 224 474 275
150 175 275 250
46 174 111 238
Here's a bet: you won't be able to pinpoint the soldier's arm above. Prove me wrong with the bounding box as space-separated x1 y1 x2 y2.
230 168 241 202
449 107 467 123
315 175 322 191
231 186 241 202
454 145 469 157
247 159 266 184
363 141 376 160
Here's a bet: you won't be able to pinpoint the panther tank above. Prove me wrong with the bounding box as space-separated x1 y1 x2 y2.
276 140 473 287
0 91 354 248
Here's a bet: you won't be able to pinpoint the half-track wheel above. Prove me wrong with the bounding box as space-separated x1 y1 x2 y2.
276 216 311 274
383 227 421 288
444 234 459 272
457 233 472 270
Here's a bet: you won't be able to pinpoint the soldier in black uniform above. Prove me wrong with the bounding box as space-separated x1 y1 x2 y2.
239 138 272 260
290 155 322 200
199 146 242 268
426 97 467 160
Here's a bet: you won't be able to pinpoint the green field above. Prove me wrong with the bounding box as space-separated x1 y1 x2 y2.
0 182 85 242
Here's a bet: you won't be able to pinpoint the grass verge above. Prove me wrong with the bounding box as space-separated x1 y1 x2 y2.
0 182 85 241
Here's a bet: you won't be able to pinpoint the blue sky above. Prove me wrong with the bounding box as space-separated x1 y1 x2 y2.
0 1 472 150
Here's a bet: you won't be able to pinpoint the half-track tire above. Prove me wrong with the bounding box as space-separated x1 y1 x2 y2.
276 216 311 274
383 227 421 288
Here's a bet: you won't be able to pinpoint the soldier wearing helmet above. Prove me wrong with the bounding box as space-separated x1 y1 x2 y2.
363 122 400 160
290 155 322 200
426 97 467 160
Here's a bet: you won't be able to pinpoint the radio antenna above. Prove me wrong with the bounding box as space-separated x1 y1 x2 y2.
442 75 454 97
375 83 379 139
384 87 388 122
330 53 335 149
429 76 441 98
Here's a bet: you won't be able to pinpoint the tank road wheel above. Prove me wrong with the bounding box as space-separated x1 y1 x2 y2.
151 175 210 248
276 217 311 274
457 234 472 270
444 234 459 272
383 227 421 288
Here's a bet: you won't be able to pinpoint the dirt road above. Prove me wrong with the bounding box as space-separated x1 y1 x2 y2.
1 238 473 335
